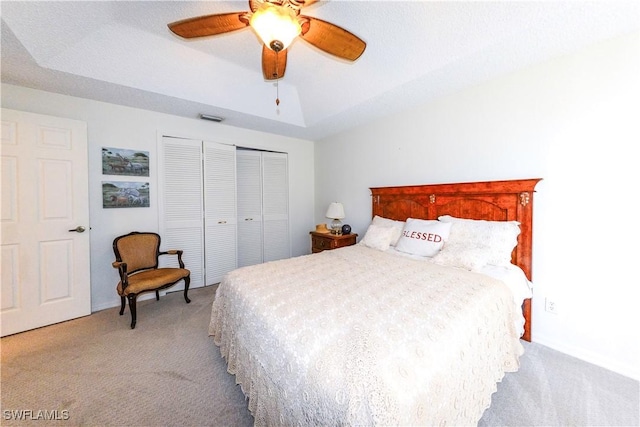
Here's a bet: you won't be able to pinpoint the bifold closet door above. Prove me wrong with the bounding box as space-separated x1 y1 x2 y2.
236 150 263 268
158 137 204 288
262 152 290 262
203 141 237 284
159 137 237 287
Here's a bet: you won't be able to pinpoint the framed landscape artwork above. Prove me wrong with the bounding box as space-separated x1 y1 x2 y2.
102 181 150 208
102 147 149 177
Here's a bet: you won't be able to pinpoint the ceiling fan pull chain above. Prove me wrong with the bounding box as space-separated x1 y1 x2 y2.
275 50 281 106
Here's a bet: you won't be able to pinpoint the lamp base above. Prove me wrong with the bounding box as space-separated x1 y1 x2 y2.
330 219 343 235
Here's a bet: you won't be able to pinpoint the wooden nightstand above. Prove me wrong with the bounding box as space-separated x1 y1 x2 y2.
310 232 358 253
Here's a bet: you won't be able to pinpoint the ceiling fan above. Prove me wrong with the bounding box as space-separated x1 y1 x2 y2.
167 0 366 81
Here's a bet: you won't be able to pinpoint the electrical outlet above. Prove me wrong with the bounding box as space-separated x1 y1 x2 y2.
545 298 558 314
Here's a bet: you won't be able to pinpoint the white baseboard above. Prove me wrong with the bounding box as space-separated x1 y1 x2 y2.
91 284 207 313
533 335 639 381
91 292 159 313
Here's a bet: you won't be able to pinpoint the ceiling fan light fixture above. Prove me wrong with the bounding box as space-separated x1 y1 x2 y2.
250 3 301 52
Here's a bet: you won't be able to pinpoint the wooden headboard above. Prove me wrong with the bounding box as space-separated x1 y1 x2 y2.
370 178 541 342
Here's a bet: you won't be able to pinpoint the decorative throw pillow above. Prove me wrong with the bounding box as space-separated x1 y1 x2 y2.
437 215 521 266
361 224 395 251
371 215 405 246
395 219 452 257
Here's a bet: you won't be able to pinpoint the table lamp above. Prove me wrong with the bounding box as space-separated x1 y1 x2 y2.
325 202 345 235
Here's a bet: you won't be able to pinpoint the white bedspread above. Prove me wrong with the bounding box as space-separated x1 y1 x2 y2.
209 245 524 426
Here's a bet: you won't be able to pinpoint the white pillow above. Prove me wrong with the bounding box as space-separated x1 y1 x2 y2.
437 215 521 266
395 218 452 257
371 215 405 246
430 241 491 271
361 224 395 251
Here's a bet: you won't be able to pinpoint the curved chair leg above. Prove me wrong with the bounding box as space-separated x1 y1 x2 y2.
119 296 126 315
183 276 191 304
127 294 137 329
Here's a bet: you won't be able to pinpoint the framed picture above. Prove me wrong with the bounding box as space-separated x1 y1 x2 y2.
102 147 149 176
102 181 150 208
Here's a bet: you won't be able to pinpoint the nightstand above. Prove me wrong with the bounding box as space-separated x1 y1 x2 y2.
310 231 358 253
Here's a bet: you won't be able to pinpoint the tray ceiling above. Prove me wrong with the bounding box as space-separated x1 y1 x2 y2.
2 1 638 141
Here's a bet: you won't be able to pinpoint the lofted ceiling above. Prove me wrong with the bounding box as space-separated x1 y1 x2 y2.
2 1 638 141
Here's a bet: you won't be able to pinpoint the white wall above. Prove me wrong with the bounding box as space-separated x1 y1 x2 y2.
1 84 315 312
314 32 640 380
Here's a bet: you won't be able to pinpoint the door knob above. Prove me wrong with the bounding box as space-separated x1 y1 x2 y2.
68 226 86 233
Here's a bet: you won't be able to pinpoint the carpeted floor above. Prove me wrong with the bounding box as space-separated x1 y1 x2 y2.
1 285 638 426
479 338 639 426
1 285 252 427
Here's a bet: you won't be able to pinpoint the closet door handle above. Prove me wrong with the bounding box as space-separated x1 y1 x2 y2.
245 218 253 221
218 220 227 224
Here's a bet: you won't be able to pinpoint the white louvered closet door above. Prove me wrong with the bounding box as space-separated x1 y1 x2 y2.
203 141 237 284
236 150 263 267
158 137 204 288
262 152 290 262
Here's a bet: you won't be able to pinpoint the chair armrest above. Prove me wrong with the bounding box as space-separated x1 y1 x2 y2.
159 250 185 269
112 261 130 289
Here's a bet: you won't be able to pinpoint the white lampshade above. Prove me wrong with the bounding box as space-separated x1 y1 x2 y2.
325 202 345 220
250 3 301 52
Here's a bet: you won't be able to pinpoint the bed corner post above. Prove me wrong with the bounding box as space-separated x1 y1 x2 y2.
519 178 542 343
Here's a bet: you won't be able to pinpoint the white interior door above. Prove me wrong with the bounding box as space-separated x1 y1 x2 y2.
1 108 91 337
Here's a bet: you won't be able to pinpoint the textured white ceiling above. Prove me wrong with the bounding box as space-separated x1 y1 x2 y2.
2 1 638 141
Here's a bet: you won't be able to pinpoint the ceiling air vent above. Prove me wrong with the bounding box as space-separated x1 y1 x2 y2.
200 114 224 122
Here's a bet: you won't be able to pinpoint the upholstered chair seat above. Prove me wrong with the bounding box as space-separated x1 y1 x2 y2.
116 268 190 296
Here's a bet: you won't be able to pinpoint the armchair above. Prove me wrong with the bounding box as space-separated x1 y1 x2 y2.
112 232 191 329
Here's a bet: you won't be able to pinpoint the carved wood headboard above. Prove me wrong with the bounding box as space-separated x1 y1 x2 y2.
370 178 541 342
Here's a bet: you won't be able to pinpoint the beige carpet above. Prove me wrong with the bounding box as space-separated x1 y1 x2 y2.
1 285 252 427
2 285 638 426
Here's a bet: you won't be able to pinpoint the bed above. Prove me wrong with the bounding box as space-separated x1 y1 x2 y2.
210 178 541 426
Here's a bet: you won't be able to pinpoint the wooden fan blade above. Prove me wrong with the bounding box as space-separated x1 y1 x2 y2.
262 45 288 80
249 0 261 12
299 16 366 61
168 12 249 38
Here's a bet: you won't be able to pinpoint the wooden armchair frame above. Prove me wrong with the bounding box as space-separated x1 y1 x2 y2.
112 231 191 329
